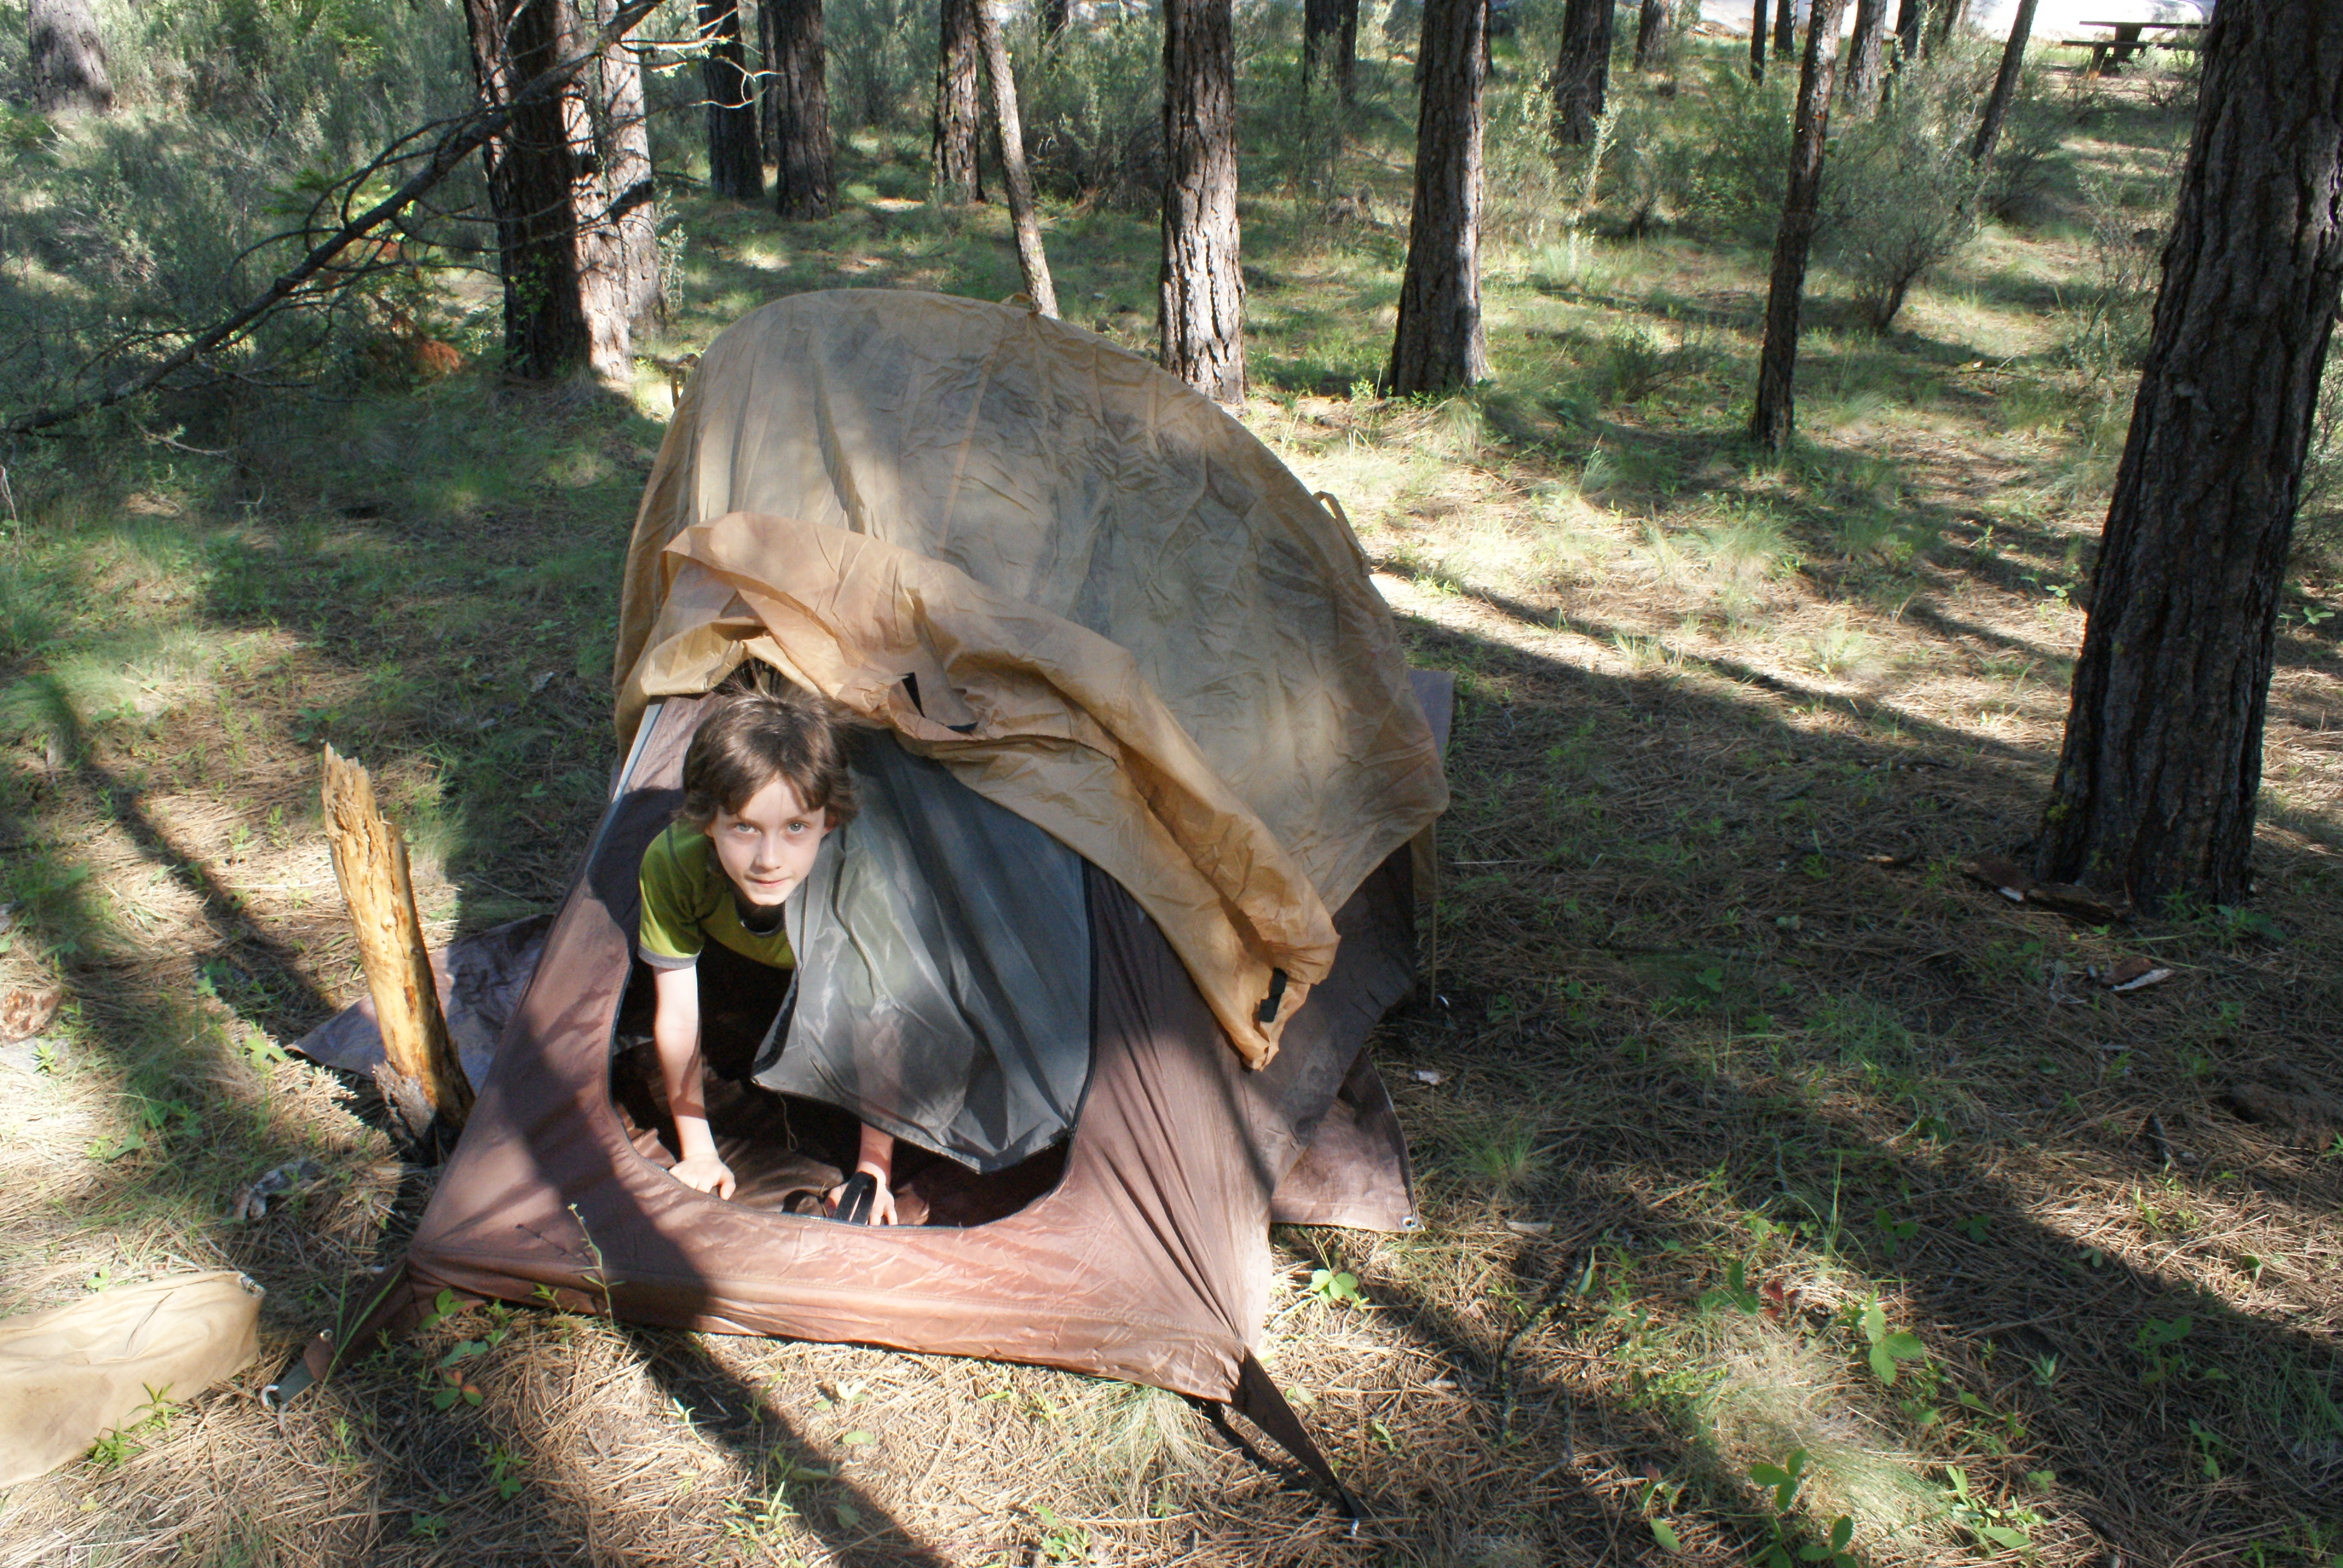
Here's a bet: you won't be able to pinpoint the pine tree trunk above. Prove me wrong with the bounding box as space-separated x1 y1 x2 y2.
1842 0 1886 111
563 0 635 379
701 0 764 200
465 0 601 379
28 0 111 115
1305 0 1341 94
1386 0 1487 396
1749 0 1767 80
975 0 1055 316
1748 0 1853 451
1773 0 1795 56
591 0 662 333
931 0 984 204
767 0 836 219
1337 0 1358 104
1892 0 1921 67
1927 0 1964 56
1158 0 1244 403
2035 2 2343 908
1634 0 1668 71
1553 0 1613 146
1968 0 2037 165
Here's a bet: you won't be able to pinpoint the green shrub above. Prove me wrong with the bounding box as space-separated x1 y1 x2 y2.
1824 55 1990 332
1665 59 1797 246
1021 13 1163 211
827 0 934 133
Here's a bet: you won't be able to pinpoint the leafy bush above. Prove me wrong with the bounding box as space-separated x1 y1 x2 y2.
1665 59 1797 245
0 0 482 414
1979 54 2068 224
827 0 933 133
2054 166 2170 382
1824 56 1990 332
1020 13 1163 211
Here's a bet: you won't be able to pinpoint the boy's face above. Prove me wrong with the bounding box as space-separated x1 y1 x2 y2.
709 777 833 909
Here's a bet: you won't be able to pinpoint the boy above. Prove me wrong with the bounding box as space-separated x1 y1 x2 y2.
637 678 908 1222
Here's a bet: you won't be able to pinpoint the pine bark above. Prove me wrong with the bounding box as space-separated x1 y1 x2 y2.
765 0 835 218
1337 0 1358 104
975 0 1056 316
1968 0 2037 165
1553 0 1613 146
1748 0 1853 451
2034 2 2343 908
1843 0 1886 111
1927 0 1965 56
1892 0 1921 67
591 0 661 333
465 0 626 379
1634 0 1668 71
323 746 474 1148
700 0 763 199
1158 0 1244 403
28 0 112 115
1386 0 1488 395
1773 0 1795 55
1749 0 1767 80
1305 0 1357 100
931 0 985 204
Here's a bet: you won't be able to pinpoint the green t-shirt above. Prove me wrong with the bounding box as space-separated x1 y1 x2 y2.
637 822 796 972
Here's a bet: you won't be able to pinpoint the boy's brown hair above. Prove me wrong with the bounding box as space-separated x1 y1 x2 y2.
679 666 859 830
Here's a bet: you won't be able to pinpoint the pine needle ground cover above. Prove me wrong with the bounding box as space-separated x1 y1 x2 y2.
1 33 2338 1568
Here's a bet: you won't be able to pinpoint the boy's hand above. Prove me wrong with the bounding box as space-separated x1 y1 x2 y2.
670 1150 736 1199
827 1166 899 1224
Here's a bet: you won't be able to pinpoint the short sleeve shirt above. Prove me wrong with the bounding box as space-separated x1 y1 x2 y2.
637 823 796 972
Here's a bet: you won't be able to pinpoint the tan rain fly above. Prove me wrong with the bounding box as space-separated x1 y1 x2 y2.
614 290 1447 1063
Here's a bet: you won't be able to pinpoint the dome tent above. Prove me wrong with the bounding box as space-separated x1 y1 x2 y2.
305 292 1449 1506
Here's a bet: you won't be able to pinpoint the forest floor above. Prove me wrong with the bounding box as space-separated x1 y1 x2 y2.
2 39 2342 1568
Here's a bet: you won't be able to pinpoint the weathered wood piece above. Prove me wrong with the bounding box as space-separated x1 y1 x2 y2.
322 745 473 1146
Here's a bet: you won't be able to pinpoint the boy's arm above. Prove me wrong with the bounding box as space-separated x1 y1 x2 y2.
652 965 735 1198
854 1123 899 1225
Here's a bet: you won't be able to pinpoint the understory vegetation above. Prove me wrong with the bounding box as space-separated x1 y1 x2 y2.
1 5 2340 1567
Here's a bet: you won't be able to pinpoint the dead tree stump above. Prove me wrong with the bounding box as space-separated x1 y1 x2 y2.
321 745 473 1153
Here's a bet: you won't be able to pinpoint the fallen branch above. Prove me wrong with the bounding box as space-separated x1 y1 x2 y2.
2 0 663 436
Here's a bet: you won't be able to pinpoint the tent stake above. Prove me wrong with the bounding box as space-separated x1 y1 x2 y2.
321 744 473 1151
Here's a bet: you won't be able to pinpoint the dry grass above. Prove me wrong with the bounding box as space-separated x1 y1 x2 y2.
1 44 2340 1568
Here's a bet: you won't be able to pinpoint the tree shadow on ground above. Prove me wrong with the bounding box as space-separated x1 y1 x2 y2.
1326 605 2341 1562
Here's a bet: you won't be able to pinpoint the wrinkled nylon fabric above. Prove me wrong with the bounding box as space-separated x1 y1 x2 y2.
613 291 1447 1065
355 688 1423 1403
758 733 1092 1173
0 1273 260 1487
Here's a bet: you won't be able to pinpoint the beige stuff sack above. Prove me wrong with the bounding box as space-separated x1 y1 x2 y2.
0 1271 261 1487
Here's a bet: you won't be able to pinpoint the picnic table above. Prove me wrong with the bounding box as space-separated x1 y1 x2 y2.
2065 17 2204 77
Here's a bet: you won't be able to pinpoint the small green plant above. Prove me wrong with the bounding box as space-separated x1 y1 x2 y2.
1306 1266 1362 1307
483 1441 525 1500
1944 1465 2036 1551
1856 1296 1928 1385
1746 1449 1857 1568
2214 906 2286 946
85 1382 180 1468
723 1477 798 1543
1034 1503 1090 1563
2187 1419 2229 1480
1698 1256 1764 1315
240 1027 289 1068
2135 1314 2195 1388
